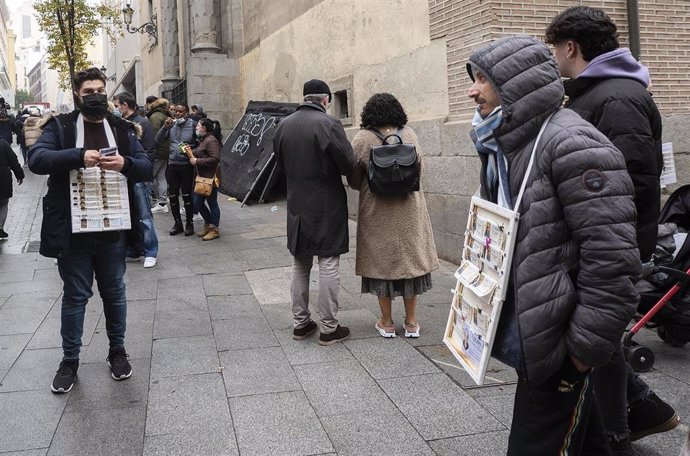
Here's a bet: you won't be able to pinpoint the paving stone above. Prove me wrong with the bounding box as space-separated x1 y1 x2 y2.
150 335 220 379
321 409 435 456
0 307 49 336
274 328 354 366
0 389 68 452
0 334 32 370
0 348 64 392
229 391 333 456
122 276 159 300
294 359 397 418
631 427 690 456
65 359 150 411
219 346 300 397
27 313 100 350
429 430 510 455
207 294 261 321
418 344 518 387
156 276 207 311
150 262 197 280
379 373 503 440
0 278 62 295
143 430 238 456
333 308 382 340
344 337 440 379
122 299 157 328
153 309 212 339
0 269 35 284
244 267 291 304
0 449 48 456
47 405 146 456
2 291 59 311
146 373 233 436
203 273 252 296
213 315 278 351
80 323 153 364
404 301 456 347
259 302 294 330
474 392 515 428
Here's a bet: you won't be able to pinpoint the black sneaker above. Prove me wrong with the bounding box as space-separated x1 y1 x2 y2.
107 347 133 381
169 223 183 236
319 325 351 346
293 320 318 340
628 392 680 441
0 229 8 240
184 222 195 236
51 359 79 394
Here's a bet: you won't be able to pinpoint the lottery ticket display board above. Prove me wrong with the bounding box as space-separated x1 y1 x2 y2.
69 167 131 233
443 196 519 385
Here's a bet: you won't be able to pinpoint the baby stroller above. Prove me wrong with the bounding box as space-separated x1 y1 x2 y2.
624 184 690 372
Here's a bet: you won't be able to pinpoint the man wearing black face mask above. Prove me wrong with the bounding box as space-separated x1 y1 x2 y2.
28 67 152 394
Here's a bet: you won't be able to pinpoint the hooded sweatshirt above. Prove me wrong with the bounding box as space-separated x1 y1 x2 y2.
564 48 663 262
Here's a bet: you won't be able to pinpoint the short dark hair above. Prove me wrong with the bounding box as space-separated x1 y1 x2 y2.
359 93 408 129
545 6 619 61
73 67 107 91
177 104 189 113
114 92 137 110
145 95 158 104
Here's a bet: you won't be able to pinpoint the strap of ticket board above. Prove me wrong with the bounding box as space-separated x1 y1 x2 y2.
512 111 555 212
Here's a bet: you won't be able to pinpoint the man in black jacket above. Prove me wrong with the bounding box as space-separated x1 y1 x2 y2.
273 79 358 346
546 7 677 455
29 68 152 394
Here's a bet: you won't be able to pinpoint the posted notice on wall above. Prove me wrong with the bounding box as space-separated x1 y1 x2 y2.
443 196 519 385
69 167 131 233
660 142 677 187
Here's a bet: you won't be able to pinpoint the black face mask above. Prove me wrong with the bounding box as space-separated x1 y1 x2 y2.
78 93 108 119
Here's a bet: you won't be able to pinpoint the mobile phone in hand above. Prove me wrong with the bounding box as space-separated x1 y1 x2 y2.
100 147 118 156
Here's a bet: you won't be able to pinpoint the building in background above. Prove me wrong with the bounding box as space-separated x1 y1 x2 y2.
0 0 14 106
113 0 690 262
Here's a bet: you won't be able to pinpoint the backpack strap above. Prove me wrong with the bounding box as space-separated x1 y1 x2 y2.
367 127 404 145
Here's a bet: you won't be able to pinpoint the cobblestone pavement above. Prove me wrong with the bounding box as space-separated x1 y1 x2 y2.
1 146 688 455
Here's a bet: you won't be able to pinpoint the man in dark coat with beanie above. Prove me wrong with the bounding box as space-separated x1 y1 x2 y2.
273 79 358 346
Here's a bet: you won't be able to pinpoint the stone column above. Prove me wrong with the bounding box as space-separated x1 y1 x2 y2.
160 0 180 89
190 0 221 53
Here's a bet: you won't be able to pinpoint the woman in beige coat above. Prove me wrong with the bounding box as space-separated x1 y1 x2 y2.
349 93 439 338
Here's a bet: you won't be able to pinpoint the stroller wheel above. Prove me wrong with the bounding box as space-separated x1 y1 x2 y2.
657 326 688 348
624 344 655 372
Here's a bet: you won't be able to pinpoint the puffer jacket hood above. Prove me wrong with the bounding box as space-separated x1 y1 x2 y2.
146 98 170 118
467 35 564 155
468 35 641 384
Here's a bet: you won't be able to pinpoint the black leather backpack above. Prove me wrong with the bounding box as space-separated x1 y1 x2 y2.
367 128 420 196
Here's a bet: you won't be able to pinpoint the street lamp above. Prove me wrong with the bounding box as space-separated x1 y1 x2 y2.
122 2 158 46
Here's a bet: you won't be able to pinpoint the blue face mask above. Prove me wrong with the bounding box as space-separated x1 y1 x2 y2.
112 109 122 118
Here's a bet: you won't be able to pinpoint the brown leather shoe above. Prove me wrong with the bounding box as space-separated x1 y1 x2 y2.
198 224 211 237
202 228 219 241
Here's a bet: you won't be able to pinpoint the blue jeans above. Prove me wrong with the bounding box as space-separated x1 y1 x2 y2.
193 186 220 226
133 182 158 257
57 234 128 359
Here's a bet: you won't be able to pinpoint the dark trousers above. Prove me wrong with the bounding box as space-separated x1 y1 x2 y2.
166 164 194 224
508 358 611 456
594 342 650 451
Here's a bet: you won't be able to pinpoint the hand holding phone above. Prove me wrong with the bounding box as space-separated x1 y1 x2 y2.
99 146 118 157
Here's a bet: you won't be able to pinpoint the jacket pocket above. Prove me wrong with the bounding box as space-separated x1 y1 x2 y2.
41 196 70 257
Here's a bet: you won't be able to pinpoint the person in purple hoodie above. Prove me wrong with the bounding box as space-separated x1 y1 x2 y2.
546 6 676 456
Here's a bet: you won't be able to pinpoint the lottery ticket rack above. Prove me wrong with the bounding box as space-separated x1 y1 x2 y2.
443 195 519 385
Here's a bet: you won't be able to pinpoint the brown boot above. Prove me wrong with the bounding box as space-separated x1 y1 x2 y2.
198 224 211 237
202 227 219 241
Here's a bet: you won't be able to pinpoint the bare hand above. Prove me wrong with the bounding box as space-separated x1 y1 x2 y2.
164 117 174 128
189 157 197 165
570 355 590 373
17 178 23 185
84 149 100 167
98 154 125 172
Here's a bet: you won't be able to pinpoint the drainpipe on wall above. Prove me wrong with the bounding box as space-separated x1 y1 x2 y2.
627 0 641 60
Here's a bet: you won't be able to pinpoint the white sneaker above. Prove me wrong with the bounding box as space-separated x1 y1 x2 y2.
143 257 157 268
153 204 169 214
192 214 204 222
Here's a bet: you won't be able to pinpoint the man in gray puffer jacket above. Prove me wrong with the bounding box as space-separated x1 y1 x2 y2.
467 35 641 455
